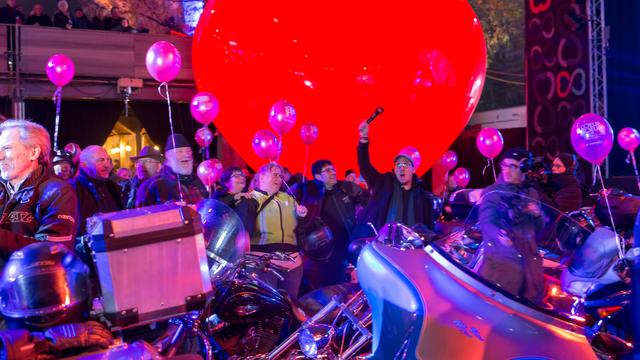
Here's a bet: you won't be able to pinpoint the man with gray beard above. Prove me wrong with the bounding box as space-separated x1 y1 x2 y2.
137 134 208 206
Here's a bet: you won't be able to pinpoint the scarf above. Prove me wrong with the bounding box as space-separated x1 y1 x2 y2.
385 182 415 226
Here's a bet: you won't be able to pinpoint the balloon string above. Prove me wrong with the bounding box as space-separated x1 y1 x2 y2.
158 82 184 204
52 87 62 151
442 171 449 203
490 159 497 181
302 145 310 180
482 158 490 175
596 165 623 259
629 151 640 193
276 133 283 162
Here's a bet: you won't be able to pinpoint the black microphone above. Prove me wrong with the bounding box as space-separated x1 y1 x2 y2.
366 106 384 124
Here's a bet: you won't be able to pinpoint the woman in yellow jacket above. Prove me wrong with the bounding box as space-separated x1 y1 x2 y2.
236 163 308 298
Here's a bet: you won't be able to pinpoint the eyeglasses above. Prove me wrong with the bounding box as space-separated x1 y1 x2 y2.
499 162 520 170
395 162 412 169
231 173 246 179
321 167 336 173
138 158 160 164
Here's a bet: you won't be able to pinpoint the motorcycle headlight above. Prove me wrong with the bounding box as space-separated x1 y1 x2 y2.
298 324 336 358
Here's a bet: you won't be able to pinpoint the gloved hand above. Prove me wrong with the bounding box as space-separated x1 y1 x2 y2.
43 321 113 353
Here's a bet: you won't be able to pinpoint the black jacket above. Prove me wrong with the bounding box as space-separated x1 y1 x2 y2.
53 11 71 28
0 166 78 259
291 179 368 236
25 14 52 26
121 176 143 209
478 178 544 303
71 169 124 236
0 6 24 24
357 142 436 230
539 173 583 213
212 189 238 208
137 166 209 207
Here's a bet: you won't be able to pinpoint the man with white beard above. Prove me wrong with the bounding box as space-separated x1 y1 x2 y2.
137 134 208 206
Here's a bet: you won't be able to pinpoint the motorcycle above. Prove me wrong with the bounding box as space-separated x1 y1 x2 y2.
152 199 301 359
260 223 428 360
356 190 634 359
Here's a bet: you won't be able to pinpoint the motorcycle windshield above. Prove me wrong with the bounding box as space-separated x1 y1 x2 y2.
196 199 248 278
432 189 606 313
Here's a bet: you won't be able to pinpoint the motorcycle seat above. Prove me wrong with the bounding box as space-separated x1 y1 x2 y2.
561 227 622 297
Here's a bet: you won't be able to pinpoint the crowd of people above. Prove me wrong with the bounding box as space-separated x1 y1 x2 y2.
0 116 596 356
0 0 151 33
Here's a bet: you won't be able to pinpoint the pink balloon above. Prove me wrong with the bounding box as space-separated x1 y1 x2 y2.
252 129 281 160
197 159 224 186
46 54 75 87
190 92 220 125
300 123 319 145
571 113 614 165
398 146 422 169
269 100 297 136
195 127 214 148
617 127 640 152
63 142 81 164
476 127 504 159
452 167 470 188
145 41 182 83
439 150 458 171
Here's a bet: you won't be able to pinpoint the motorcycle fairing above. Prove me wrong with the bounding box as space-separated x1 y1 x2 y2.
358 242 598 359
358 244 425 359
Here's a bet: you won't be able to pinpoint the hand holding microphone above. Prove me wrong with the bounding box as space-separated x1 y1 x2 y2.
359 106 384 142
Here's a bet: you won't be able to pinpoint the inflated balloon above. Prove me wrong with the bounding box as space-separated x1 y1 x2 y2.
476 127 504 160
617 127 640 152
571 113 614 165
452 167 470 188
398 146 422 170
195 127 214 148
190 92 220 125
439 150 458 171
197 159 223 186
145 41 182 83
252 129 281 160
192 1 487 175
63 142 81 164
269 100 297 136
300 123 319 145
46 54 75 87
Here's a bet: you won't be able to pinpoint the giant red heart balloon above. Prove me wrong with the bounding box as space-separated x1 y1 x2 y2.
192 1 486 175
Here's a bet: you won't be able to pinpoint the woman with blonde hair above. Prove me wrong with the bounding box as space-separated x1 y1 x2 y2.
236 163 307 298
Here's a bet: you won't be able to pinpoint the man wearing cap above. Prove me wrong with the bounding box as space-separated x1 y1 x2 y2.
122 146 163 209
137 134 208 207
477 147 545 304
52 149 75 181
356 122 437 231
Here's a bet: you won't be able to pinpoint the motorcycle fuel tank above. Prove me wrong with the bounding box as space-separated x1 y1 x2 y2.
215 279 290 323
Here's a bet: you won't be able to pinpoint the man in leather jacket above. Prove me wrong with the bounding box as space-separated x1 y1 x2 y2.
292 160 369 294
0 120 78 261
71 145 124 236
477 147 545 304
